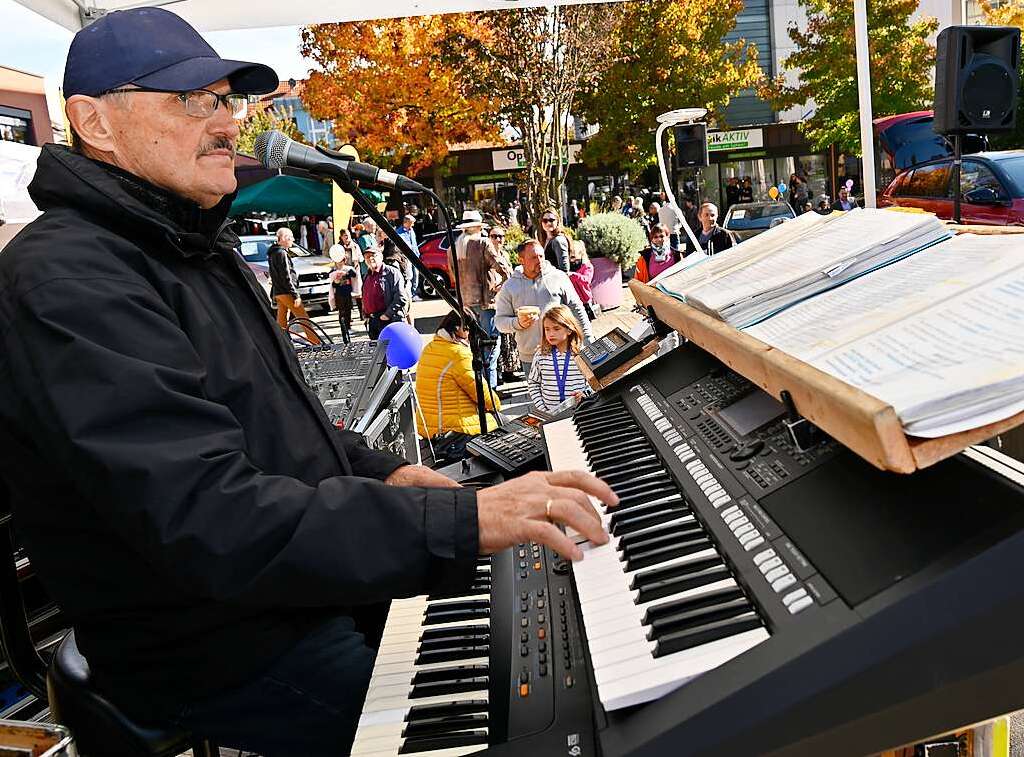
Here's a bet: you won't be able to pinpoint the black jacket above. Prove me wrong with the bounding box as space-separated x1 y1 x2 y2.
686 225 735 256
0 146 478 718
267 242 298 297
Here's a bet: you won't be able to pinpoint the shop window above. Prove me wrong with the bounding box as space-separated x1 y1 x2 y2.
0 110 32 145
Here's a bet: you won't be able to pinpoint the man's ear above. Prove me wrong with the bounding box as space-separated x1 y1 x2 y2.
65 96 117 155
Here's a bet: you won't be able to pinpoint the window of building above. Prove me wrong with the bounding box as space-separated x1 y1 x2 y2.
0 106 33 145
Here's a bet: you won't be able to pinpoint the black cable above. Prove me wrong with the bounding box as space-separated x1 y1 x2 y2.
289 316 334 345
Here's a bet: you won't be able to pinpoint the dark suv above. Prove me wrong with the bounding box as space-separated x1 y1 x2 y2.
878 151 1024 225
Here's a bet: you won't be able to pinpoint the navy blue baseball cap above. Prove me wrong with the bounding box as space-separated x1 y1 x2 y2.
63 7 278 98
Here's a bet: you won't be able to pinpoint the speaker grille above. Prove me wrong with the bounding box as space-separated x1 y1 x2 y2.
962 62 1015 123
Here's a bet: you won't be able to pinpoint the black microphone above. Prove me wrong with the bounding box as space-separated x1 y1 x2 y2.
253 130 428 192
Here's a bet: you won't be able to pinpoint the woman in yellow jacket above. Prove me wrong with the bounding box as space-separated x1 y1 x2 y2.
416 311 501 438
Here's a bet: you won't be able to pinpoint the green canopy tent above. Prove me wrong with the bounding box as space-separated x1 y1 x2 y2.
230 174 386 217
230 174 332 217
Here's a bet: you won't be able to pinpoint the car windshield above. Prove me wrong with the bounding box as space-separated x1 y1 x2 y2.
239 239 313 262
724 203 794 230
992 157 1024 197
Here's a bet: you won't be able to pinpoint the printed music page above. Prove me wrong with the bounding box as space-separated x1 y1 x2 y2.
682 210 947 317
811 265 1024 437
746 234 1024 362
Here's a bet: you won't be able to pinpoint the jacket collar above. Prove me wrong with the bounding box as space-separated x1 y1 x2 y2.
28 144 238 260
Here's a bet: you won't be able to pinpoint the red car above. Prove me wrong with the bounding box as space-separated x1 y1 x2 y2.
878 151 1024 225
416 230 461 299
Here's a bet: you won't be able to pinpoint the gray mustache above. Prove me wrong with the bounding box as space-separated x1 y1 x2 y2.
199 138 235 157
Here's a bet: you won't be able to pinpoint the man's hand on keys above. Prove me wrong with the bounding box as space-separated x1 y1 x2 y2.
476 470 618 560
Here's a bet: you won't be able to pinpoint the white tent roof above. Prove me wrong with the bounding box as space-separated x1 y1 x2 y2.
11 0 615 32
0 140 42 225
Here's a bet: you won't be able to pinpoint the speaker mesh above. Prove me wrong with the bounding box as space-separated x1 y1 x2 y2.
962 62 1015 122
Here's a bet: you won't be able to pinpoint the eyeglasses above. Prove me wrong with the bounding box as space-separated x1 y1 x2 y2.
489 234 505 240
103 87 249 120
541 217 557 223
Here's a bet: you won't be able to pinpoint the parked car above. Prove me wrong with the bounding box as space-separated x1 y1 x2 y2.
236 235 335 313
878 151 1024 225
416 230 461 299
722 201 796 241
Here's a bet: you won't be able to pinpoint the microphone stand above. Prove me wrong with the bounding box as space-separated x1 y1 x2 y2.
329 170 493 435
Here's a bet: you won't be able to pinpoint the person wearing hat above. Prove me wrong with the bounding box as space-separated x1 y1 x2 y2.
0 8 615 756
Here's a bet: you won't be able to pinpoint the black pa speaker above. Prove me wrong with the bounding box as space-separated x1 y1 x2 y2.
672 123 708 169
934 25 1020 134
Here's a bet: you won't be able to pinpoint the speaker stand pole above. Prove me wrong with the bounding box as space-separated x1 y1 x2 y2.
953 133 963 225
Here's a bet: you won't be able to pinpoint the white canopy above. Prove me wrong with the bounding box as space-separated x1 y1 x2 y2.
0 140 42 225
11 0 617 32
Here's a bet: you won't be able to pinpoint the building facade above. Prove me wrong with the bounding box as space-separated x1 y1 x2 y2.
258 79 337 149
0 66 53 147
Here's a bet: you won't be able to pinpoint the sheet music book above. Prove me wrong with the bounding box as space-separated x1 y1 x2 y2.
745 233 1024 437
656 209 952 328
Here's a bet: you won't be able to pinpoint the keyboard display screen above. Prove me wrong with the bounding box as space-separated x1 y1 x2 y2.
761 452 1024 607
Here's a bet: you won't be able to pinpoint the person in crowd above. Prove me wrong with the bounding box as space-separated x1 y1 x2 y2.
361 247 407 339
725 177 740 211
539 207 571 272
834 186 857 211
415 310 503 439
646 201 661 233
338 227 364 319
739 177 754 203
568 239 596 321
635 223 683 283
630 196 644 220
268 227 320 345
328 244 359 344
803 200 814 214
657 199 684 248
609 195 623 213
356 219 375 251
817 197 832 212
686 202 735 256
681 196 700 242
494 239 592 375
397 213 420 301
0 9 618 756
790 174 809 215
528 304 592 415
376 226 414 326
448 217 513 387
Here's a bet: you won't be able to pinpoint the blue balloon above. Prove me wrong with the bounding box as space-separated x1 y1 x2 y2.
379 322 424 369
778 183 787 194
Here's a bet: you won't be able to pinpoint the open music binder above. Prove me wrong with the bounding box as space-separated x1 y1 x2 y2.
631 274 1024 474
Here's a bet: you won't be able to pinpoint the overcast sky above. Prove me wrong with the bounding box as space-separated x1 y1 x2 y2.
0 0 315 122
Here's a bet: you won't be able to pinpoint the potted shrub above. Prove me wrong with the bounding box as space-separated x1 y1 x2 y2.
576 212 647 309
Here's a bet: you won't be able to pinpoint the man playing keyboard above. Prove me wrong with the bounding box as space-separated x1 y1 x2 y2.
0 9 616 757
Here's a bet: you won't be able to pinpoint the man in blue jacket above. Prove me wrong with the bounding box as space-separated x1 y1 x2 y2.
0 9 613 755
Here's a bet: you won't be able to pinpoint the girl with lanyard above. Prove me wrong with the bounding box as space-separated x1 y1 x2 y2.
528 304 591 415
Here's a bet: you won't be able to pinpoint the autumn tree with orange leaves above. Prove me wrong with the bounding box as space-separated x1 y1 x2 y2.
300 17 502 182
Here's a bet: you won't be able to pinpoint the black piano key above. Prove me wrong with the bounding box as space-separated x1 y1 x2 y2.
426 584 491 601
643 585 747 625
610 474 677 497
405 699 489 721
599 463 665 484
611 506 689 537
618 519 706 553
596 454 659 476
412 664 489 685
415 645 490 665
409 676 489 699
634 565 733 604
588 444 654 469
652 612 763 658
402 712 489 738
419 625 489 643
610 493 684 524
632 554 723 588
423 607 490 625
647 596 752 640
614 487 683 512
624 536 714 572
399 730 489 753
418 632 489 651
586 430 644 453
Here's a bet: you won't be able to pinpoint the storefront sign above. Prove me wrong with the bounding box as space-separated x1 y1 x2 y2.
707 129 764 153
492 143 583 171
